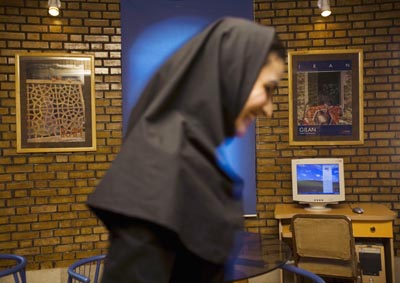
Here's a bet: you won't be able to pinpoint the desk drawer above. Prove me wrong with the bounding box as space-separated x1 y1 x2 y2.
352 221 393 238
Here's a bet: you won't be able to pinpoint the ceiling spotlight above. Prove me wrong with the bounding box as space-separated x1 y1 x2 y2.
48 0 61 17
318 0 331 17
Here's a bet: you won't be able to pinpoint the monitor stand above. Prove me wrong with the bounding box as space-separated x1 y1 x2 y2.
304 203 332 212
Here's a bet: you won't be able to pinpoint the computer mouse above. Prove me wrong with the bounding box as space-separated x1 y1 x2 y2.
352 207 364 214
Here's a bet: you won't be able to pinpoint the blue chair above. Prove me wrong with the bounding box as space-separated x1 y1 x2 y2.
0 254 27 283
281 263 326 283
67 254 106 283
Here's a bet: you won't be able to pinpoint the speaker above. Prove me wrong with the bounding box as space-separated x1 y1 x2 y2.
356 243 386 283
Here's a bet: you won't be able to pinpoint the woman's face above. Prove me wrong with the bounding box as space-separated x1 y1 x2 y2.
234 52 285 137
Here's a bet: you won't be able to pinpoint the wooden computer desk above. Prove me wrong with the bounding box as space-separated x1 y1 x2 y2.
274 203 397 283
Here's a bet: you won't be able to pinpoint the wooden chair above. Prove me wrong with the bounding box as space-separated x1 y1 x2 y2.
291 214 360 283
282 263 326 283
0 254 27 283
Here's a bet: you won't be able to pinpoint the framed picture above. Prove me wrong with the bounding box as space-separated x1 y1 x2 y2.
288 49 364 146
15 53 96 153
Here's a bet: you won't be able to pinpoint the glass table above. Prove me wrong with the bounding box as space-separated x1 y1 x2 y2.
224 231 292 282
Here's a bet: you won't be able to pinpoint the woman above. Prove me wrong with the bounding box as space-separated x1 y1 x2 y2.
88 17 286 283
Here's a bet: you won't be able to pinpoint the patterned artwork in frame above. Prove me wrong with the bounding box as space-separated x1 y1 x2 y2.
15 53 96 153
288 49 364 146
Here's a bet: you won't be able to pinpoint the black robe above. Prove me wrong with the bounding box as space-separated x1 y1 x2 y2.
87 17 277 264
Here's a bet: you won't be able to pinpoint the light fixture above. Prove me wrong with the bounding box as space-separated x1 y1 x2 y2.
48 0 61 17
318 0 331 17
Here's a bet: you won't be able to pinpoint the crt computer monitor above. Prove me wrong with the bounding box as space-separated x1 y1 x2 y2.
291 158 345 211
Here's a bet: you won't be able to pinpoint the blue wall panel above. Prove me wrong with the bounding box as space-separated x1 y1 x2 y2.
121 0 256 215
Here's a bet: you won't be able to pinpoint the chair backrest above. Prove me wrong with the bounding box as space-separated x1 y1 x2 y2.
291 214 358 279
0 254 27 283
67 255 106 283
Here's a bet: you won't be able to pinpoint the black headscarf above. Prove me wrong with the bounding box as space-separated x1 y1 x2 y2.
88 17 277 263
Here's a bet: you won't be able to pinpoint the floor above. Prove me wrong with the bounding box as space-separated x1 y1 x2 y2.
3 257 400 283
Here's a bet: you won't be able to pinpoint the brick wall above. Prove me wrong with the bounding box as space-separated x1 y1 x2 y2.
0 0 399 270
253 0 400 255
0 0 120 269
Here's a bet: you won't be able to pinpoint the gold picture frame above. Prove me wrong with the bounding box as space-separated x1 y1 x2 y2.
15 53 96 153
288 49 364 146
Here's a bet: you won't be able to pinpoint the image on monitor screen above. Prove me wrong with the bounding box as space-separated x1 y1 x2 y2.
296 163 340 195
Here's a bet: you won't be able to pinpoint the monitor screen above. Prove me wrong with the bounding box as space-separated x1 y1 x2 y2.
291 158 345 211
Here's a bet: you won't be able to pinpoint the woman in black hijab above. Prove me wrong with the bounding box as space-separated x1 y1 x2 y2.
88 17 286 283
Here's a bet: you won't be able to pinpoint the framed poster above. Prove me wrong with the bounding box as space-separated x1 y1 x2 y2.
15 53 96 153
288 49 364 146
